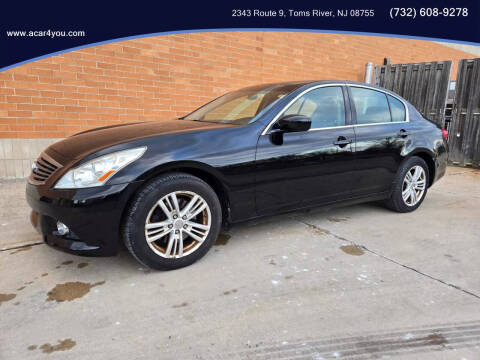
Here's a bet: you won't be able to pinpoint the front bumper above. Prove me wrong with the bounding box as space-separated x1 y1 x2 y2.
26 181 143 256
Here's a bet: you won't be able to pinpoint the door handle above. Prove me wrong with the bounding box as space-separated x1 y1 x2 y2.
333 136 352 147
397 129 410 138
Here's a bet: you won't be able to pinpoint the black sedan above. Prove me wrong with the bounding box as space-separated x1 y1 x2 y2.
26 81 448 270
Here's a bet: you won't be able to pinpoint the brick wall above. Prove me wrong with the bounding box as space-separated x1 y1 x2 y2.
0 32 475 140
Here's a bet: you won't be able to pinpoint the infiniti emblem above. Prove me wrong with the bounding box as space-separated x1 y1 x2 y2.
31 162 38 171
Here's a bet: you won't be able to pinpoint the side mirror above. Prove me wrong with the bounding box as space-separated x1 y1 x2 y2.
276 114 311 133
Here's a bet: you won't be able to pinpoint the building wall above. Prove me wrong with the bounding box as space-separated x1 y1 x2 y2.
0 138 60 178
437 42 480 57
0 32 477 177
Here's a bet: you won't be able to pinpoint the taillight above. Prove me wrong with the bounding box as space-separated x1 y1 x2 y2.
441 128 448 140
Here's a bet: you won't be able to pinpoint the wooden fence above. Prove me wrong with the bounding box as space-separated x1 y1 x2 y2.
374 59 480 167
374 61 452 126
448 58 480 167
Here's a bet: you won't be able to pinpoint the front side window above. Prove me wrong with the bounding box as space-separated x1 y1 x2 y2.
183 84 303 125
350 87 391 124
388 95 406 122
281 86 346 129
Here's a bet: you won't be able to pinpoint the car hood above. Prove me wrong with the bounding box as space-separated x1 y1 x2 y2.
46 119 236 163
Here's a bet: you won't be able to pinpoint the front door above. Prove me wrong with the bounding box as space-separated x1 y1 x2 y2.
255 85 356 215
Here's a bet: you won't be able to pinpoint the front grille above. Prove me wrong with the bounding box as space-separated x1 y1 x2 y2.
28 152 63 185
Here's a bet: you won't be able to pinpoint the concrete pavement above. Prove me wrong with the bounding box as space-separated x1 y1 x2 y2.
1 167 479 359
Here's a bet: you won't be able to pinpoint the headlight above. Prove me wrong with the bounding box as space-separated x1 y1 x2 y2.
54 147 147 189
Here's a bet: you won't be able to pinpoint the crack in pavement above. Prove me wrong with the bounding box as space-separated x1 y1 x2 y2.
294 218 480 301
0 242 43 252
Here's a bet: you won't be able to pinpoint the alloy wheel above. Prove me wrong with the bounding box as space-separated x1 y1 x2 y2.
145 191 211 258
402 165 426 207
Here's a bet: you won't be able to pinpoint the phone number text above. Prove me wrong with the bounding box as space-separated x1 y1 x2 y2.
390 8 468 19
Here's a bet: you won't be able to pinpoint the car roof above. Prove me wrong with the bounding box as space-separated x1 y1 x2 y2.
242 80 398 94
236 80 407 105
303 80 391 90
298 80 406 100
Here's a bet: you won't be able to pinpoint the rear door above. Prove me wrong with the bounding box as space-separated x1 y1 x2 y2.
348 86 411 197
255 85 356 215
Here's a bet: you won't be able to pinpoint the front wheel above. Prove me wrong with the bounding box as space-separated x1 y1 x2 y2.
122 173 222 270
385 157 429 213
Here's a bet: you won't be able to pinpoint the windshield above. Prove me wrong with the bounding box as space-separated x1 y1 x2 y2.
183 83 303 125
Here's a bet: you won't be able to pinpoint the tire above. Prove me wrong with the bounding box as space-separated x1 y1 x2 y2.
385 156 429 213
122 172 222 270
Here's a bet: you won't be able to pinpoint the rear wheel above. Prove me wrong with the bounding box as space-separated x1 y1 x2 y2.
122 173 222 270
385 157 429 213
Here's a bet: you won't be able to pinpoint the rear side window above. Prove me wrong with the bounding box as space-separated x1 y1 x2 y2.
350 87 391 124
388 95 406 122
282 86 345 129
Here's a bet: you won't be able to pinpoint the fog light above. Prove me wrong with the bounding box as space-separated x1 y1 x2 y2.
56 221 69 235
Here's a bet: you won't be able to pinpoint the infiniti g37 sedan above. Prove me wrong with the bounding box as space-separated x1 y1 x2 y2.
27 81 448 270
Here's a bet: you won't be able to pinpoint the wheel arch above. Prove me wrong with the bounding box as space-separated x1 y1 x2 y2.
405 149 436 187
131 160 231 224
